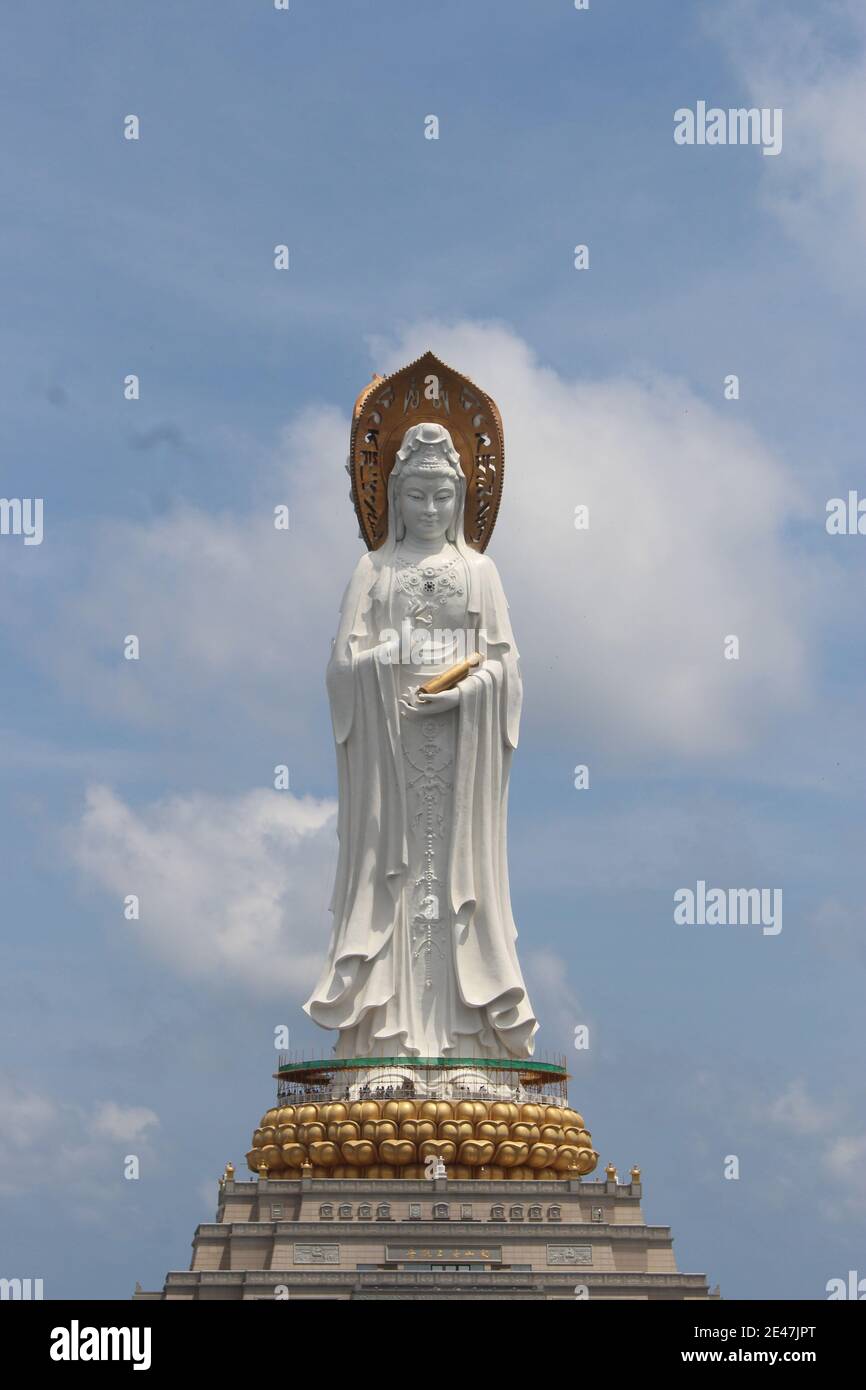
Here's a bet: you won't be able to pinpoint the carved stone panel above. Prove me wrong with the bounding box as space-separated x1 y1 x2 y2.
547 1244 592 1266
293 1243 340 1265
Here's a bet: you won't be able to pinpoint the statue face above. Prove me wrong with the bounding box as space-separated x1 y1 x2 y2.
398 470 457 544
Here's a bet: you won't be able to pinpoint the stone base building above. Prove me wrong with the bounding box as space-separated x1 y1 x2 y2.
135 1170 719 1301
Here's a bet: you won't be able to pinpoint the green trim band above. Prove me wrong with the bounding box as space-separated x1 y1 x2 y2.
276 1057 568 1077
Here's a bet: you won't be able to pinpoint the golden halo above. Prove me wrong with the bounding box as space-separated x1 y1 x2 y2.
349 350 505 552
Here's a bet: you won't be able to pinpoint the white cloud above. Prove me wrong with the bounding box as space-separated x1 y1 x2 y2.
374 320 812 755
809 898 866 967
68 784 337 998
710 0 866 292
826 1134 866 1183
524 948 590 1060
765 1078 837 1137
822 1134 866 1218
33 321 812 762
757 1077 866 1220
0 1078 160 1197
0 1079 55 1169
42 404 356 742
92 1101 159 1144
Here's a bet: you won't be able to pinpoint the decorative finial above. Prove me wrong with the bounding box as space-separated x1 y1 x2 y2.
605 1161 617 1182
630 1164 641 1183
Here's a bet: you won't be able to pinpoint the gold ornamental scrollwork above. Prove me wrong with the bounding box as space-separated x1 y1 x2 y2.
349 350 505 552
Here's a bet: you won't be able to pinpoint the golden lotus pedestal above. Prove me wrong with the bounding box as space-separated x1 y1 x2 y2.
247 1097 599 1182
246 1056 598 1182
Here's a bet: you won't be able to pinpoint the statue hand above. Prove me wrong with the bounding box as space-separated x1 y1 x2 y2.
400 686 460 719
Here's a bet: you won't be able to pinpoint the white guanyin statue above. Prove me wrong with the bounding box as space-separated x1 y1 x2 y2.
304 418 538 1061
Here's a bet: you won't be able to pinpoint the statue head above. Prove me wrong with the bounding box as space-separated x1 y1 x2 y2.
388 422 465 546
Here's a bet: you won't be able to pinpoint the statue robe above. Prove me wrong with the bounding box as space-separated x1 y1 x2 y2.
304 544 538 1059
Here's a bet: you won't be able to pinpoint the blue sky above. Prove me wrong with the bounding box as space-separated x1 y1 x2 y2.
2 0 865 1300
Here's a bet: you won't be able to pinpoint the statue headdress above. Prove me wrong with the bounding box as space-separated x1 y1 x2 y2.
348 351 505 552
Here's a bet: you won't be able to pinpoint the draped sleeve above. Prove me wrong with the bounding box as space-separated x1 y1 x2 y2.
325 551 378 743
466 553 523 750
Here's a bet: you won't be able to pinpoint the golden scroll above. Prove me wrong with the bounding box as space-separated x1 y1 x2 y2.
419 653 483 696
